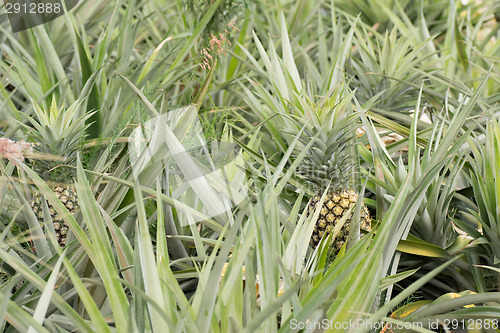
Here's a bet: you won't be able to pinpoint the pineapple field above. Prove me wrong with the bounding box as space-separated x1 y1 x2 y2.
1 0 500 332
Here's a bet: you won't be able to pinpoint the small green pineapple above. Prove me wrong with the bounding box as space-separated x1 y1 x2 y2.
21 98 92 247
30 185 78 246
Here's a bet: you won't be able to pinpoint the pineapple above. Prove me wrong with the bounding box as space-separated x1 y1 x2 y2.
21 98 92 247
307 189 371 250
295 115 371 254
30 186 78 246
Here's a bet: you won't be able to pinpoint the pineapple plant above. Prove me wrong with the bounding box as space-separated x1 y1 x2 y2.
291 97 371 254
20 98 92 247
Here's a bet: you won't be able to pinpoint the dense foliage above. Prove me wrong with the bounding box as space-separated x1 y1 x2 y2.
0 0 499 332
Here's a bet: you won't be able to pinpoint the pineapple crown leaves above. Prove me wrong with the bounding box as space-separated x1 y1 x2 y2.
18 98 95 157
16 98 95 182
294 86 356 129
290 113 360 192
